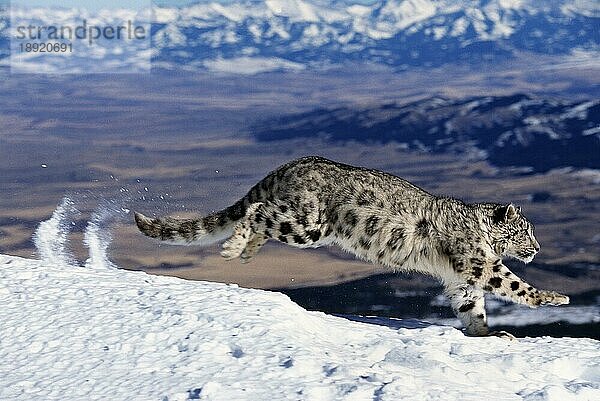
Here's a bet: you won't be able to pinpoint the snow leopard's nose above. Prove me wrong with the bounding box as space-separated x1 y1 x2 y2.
533 241 540 252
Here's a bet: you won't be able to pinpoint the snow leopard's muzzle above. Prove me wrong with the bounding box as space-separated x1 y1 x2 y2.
514 239 540 264
515 249 538 264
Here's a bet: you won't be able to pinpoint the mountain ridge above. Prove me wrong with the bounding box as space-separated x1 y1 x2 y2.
151 0 599 71
1 0 598 72
251 93 600 172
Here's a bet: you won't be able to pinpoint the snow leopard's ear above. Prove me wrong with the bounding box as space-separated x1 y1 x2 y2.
494 204 519 224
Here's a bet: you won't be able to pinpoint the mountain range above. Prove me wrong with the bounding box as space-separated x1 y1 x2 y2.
251 94 600 172
151 0 600 72
1 0 598 72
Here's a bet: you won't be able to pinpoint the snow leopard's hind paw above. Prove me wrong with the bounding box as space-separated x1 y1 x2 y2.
221 223 251 261
221 237 245 260
221 202 265 262
239 234 267 264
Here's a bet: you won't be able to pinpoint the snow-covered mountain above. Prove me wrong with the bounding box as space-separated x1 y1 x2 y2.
252 94 600 172
1 0 598 72
0 2 7 61
150 0 600 72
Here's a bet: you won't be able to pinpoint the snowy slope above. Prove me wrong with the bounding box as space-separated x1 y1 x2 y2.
2 253 600 401
1 199 600 401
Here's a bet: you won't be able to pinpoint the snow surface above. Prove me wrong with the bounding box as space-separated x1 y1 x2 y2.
1 200 599 400
203 56 305 74
428 296 600 327
2 254 600 401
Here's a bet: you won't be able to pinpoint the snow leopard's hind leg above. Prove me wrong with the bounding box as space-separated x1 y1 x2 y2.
221 203 265 262
221 199 331 263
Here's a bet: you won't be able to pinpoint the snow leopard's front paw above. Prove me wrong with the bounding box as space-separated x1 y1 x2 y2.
528 291 569 308
535 290 570 306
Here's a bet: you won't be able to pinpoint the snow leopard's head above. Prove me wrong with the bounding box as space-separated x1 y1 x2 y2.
490 204 540 263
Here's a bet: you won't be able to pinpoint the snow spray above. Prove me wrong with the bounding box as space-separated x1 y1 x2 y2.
34 196 130 270
33 197 78 267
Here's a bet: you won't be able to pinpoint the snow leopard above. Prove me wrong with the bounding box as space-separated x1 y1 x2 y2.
135 156 569 337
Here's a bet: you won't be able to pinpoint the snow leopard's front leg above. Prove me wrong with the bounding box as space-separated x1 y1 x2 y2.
445 283 488 336
445 282 516 339
462 255 569 307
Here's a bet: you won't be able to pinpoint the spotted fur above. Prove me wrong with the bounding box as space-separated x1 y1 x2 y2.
135 156 569 337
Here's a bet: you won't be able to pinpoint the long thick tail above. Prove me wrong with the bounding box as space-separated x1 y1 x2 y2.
134 163 286 246
134 198 248 246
